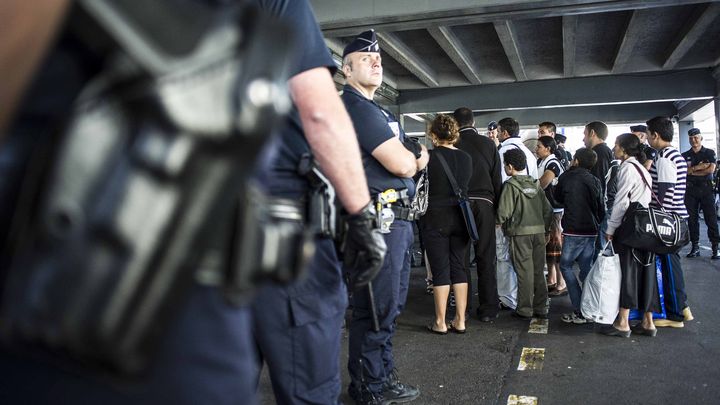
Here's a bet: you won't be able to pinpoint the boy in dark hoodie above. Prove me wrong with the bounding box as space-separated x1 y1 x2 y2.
497 149 553 319
553 148 605 324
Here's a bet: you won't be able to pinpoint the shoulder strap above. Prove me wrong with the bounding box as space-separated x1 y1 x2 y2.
435 152 462 198
502 141 530 175
627 161 665 210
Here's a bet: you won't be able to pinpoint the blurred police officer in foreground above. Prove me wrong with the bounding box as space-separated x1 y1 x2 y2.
0 1 385 404
340 30 429 405
682 128 719 259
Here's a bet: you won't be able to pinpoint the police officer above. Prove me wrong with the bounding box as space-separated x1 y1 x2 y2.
0 1 384 404
630 124 657 170
682 128 720 259
341 30 429 405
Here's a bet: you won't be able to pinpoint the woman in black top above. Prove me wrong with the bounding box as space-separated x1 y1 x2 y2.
420 115 473 334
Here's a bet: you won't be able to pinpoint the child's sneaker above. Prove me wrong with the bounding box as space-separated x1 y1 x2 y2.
561 311 591 324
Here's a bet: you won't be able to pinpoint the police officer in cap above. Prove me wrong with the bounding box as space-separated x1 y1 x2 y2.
630 124 656 170
341 29 429 405
682 128 720 259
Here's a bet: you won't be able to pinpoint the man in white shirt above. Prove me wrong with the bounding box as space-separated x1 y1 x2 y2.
497 117 539 182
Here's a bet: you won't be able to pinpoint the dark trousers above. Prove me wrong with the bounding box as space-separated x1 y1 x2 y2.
685 183 720 245
658 253 689 321
616 243 660 313
465 199 499 317
348 220 413 394
422 225 469 286
0 286 258 405
251 238 346 405
508 233 548 317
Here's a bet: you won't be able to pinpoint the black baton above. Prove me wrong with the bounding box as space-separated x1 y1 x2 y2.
367 281 380 332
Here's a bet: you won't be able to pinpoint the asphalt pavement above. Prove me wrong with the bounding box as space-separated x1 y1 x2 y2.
259 222 720 404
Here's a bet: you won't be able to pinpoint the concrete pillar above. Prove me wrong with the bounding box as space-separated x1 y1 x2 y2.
678 120 694 153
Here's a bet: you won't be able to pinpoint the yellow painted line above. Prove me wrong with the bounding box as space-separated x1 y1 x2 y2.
507 395 538 405
528 318 548 334
517 347 545 371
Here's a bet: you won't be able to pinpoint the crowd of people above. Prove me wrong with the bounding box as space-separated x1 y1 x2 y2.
419 113 717 344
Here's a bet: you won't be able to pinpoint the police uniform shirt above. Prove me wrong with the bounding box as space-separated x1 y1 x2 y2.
253 0 337 198
341 85 416 198
682 146 717 185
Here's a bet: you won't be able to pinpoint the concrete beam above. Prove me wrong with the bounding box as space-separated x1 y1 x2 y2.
376 32 440 87
612 10 644 74
400 102 679 133
663 3 720 70
677 99 714 121
493 20 527 82
427 26 482 84
311 0 711 36
562 15 578 77
397 68 716 114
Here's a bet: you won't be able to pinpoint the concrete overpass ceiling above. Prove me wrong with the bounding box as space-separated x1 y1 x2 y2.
510 17 563 80
313 0 720 121
451 23 516 83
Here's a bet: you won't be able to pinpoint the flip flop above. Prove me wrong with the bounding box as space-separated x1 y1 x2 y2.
448 322 466 334
426 323 448 335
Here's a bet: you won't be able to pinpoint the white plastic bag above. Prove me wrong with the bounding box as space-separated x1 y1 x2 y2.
496 227 517 310
580 242 621 323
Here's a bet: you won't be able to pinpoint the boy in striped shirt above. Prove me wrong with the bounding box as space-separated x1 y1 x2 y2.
646 116 693 328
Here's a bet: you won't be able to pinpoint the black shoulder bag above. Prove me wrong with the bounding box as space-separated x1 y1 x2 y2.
435 153 480 241
614 162 689 254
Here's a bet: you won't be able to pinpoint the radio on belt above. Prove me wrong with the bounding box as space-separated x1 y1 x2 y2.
376 188 398 234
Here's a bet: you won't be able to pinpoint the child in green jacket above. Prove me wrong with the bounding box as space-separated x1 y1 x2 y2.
497 148 553 319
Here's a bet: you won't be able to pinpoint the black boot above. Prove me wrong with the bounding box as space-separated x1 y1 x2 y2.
712 244 720 260
686 244 700 258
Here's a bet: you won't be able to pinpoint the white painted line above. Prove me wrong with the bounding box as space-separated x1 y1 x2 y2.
517 347 545 371
529 318 548 334
507 394 538 405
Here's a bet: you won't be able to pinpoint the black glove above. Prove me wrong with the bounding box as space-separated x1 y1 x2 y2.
342 202 387 288
402 137 422 159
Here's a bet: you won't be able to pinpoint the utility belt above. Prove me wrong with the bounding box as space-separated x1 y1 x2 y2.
376 188 417 233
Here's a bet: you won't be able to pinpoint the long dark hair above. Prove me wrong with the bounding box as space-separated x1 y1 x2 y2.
616 133 647 164
537 136 557 154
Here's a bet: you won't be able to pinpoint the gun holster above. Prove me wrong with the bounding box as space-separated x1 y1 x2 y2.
0 0 293 375
222 183 315 305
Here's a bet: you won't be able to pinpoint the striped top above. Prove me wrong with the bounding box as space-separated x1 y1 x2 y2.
649 146 688 218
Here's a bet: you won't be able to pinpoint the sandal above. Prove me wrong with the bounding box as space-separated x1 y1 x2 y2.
448 322 466 334
548 287 568 297
546 282 557 291
426 323 447 335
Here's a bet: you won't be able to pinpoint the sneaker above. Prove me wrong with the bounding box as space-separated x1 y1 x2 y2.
683 307 694 322
712 245 720 260
349 384 384 405
381 370 420 404
561 312 590 324
654 319 684 328
686 244 700 258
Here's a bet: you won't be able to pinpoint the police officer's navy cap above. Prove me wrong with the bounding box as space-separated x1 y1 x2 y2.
487 121 498 130
630 125 647 133
554 133 567 143
688 128 701 137
343 29 380 58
